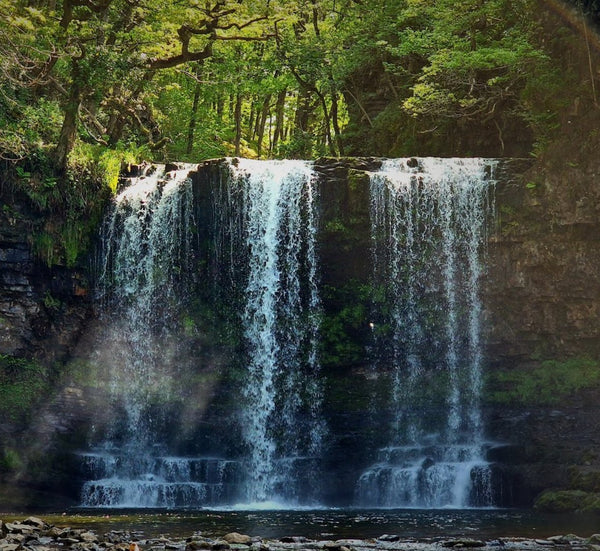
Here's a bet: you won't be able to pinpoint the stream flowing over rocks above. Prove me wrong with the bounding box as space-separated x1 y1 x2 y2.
1 518 599 551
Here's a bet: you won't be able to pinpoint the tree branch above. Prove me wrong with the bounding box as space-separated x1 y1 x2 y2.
150 43 214 70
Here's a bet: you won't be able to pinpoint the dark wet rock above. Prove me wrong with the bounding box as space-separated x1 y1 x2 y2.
442 540 485 548
104 532 132 545
5 524 35 535
377 535 400 542
59 538 83 545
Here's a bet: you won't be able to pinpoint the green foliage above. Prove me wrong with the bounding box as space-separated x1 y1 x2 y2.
0 448 22 474
534 489 600 513
487 357 600 405
319 283 373 367
0 355 50 425
43 291 61 310
0 0 588 168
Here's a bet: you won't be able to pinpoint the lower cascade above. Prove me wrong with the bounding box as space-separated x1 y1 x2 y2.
77 156 499 509
355 158 496 508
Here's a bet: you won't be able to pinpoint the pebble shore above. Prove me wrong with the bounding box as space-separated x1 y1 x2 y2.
2 517 599 551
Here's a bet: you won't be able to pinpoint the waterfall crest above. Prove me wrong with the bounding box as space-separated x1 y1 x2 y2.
355 158 496 508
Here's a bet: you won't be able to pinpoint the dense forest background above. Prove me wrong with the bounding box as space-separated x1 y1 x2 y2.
0 0 599 265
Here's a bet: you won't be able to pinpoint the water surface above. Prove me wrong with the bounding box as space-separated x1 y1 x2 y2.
9 509 597 540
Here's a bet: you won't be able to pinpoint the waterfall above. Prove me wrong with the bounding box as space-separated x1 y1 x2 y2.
80 159 325 508
214 159 325 505
76 156 498 509
81 164 243 507
355 158 496 508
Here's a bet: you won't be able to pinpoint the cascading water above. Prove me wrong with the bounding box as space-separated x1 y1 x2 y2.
213 159 325 505
355 158 496 508
79 159 325 508
80 164 243 507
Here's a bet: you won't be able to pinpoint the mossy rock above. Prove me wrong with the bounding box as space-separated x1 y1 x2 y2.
534 489 600 512
570 466 600 492
534 490 589 512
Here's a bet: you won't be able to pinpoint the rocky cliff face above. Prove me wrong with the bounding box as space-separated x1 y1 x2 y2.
481 115 600 508
0 199 92 362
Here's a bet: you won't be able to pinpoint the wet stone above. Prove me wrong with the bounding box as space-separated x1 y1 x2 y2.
46 528 68 538
59 537 82 545
442 540 485 548
21 520 44 531
224 534 252 546
80 532 99 543
377 536 400 543
186 541 212 550
211 541 231 551
6 525 33 535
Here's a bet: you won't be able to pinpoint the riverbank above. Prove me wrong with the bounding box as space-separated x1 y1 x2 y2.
1 516 599 551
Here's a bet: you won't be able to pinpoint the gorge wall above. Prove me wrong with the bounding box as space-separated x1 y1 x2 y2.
0 149 599 510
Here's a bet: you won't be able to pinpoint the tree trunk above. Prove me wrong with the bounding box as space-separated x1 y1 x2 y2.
294 85 311 133
271 88 287 155
256 94 271 158
186 79 202 155
248 99 256 140
55 76 82 172
234 93 243 156
331 91 344 156
313 88 335 156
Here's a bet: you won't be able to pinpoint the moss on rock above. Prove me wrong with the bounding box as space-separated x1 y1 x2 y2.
534 489 600 513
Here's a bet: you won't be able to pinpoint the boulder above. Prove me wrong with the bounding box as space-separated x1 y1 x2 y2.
21 518 45 530
223 534 252 545
186 541 212 550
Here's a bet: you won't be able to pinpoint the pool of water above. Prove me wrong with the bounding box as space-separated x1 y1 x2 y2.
6 509 597 540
